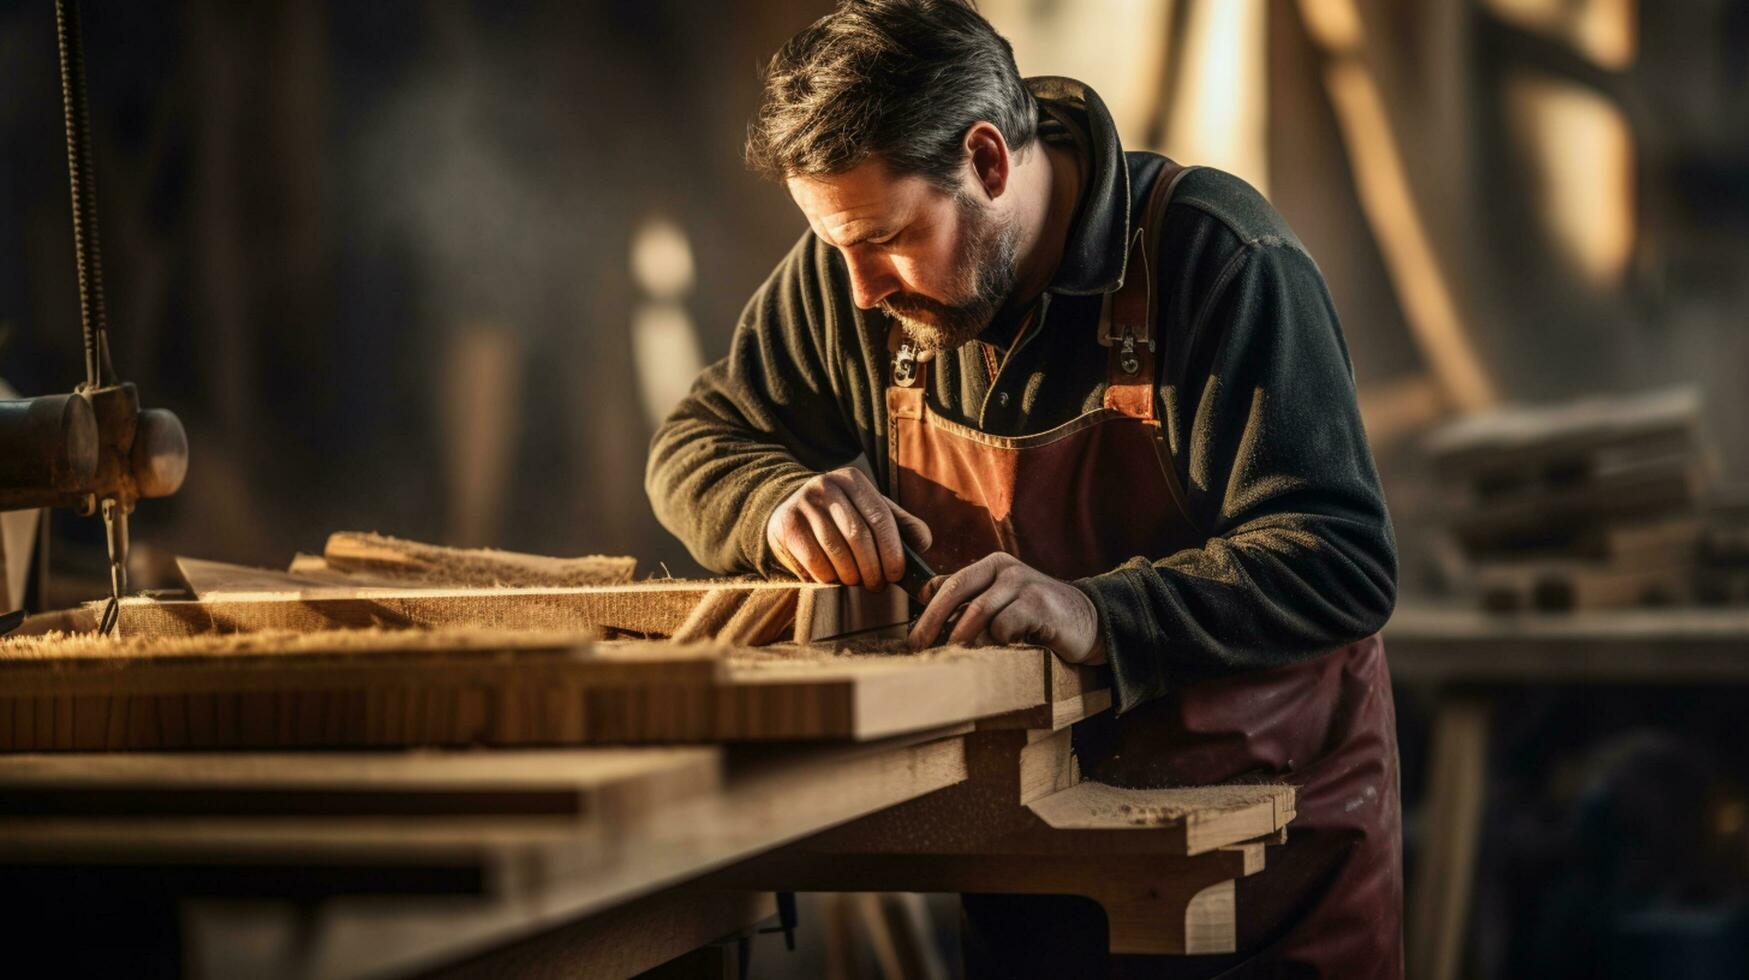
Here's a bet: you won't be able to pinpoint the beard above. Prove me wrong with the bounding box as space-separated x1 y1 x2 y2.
879 193 1020 352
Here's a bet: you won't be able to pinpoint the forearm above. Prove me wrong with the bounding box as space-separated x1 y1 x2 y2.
1077 507 1396 711
1080 239 1397 712
646 404 816 574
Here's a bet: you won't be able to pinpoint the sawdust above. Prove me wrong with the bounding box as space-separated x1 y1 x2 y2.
724 642 1000 670
0 625 600 664
1104 784 1294 825
323 531 636 588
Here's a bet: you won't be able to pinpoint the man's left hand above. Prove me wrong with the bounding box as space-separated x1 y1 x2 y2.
908 552 1107 664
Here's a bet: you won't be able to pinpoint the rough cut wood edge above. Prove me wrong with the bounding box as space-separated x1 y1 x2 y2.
324 531 637 588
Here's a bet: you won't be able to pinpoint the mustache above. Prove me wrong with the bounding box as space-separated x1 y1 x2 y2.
880 293 959 320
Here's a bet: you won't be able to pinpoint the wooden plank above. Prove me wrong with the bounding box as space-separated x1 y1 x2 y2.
0 634 1051 748
4 731 970 979
323 531 637 588
103 577 886 648
106 580 827 640
0 747 719 818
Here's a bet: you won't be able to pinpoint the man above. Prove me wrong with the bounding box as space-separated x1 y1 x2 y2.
647 1 1401 975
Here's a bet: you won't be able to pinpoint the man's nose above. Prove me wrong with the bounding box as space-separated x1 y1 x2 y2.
844 254 898 309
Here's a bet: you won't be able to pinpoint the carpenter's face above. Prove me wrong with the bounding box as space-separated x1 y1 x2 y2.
788 157 1018 351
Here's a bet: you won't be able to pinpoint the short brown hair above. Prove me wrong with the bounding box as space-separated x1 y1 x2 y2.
746 0 1038 190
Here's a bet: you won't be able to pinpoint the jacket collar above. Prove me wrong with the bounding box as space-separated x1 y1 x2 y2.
1026 76 1131 296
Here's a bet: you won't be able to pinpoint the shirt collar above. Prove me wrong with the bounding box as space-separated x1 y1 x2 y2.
1026 76 1131 296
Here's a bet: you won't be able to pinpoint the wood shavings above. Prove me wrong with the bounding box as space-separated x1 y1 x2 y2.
0 625 599 664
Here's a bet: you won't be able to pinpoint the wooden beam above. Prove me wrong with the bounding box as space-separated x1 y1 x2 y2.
5 731 971 979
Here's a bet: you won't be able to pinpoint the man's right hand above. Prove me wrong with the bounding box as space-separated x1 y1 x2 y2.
766 466 932 590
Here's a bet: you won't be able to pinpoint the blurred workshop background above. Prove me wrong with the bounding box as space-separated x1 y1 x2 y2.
2 0 1748 977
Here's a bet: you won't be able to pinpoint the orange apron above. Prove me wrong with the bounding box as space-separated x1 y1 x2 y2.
886 164 1403 978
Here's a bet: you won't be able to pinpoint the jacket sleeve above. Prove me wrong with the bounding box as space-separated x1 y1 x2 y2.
645 234 866 575
1074 240 1398 713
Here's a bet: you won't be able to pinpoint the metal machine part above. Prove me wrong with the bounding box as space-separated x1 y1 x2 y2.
0 0 189 633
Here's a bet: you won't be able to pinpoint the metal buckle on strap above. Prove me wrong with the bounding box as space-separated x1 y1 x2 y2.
892 342 920 387
1116 326 1141 376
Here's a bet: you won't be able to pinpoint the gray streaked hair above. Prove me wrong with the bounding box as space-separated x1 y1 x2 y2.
746 0 1038 190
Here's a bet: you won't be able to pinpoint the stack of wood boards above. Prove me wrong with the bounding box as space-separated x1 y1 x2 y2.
1423 386 1745 611
0 627 1103 750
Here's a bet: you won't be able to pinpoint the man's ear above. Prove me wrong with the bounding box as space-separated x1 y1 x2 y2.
964 122 1010 201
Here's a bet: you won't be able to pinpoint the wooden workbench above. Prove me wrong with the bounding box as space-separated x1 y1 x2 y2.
0 618 1296 977
1384 605 1749 980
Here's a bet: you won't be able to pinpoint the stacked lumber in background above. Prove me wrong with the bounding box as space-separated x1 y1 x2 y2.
1423 387 1749 611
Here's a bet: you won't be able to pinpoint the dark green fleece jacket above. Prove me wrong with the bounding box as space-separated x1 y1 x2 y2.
646 78 1396 714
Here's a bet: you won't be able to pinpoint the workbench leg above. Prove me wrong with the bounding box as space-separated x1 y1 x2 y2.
1408 696 1490 980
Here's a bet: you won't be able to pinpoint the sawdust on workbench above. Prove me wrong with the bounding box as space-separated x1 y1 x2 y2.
1103 784 1291 826
325 531 636 588
723 641 1004 670
0 625 600 663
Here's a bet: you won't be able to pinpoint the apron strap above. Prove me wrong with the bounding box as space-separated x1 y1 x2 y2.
1101 159 1195 419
